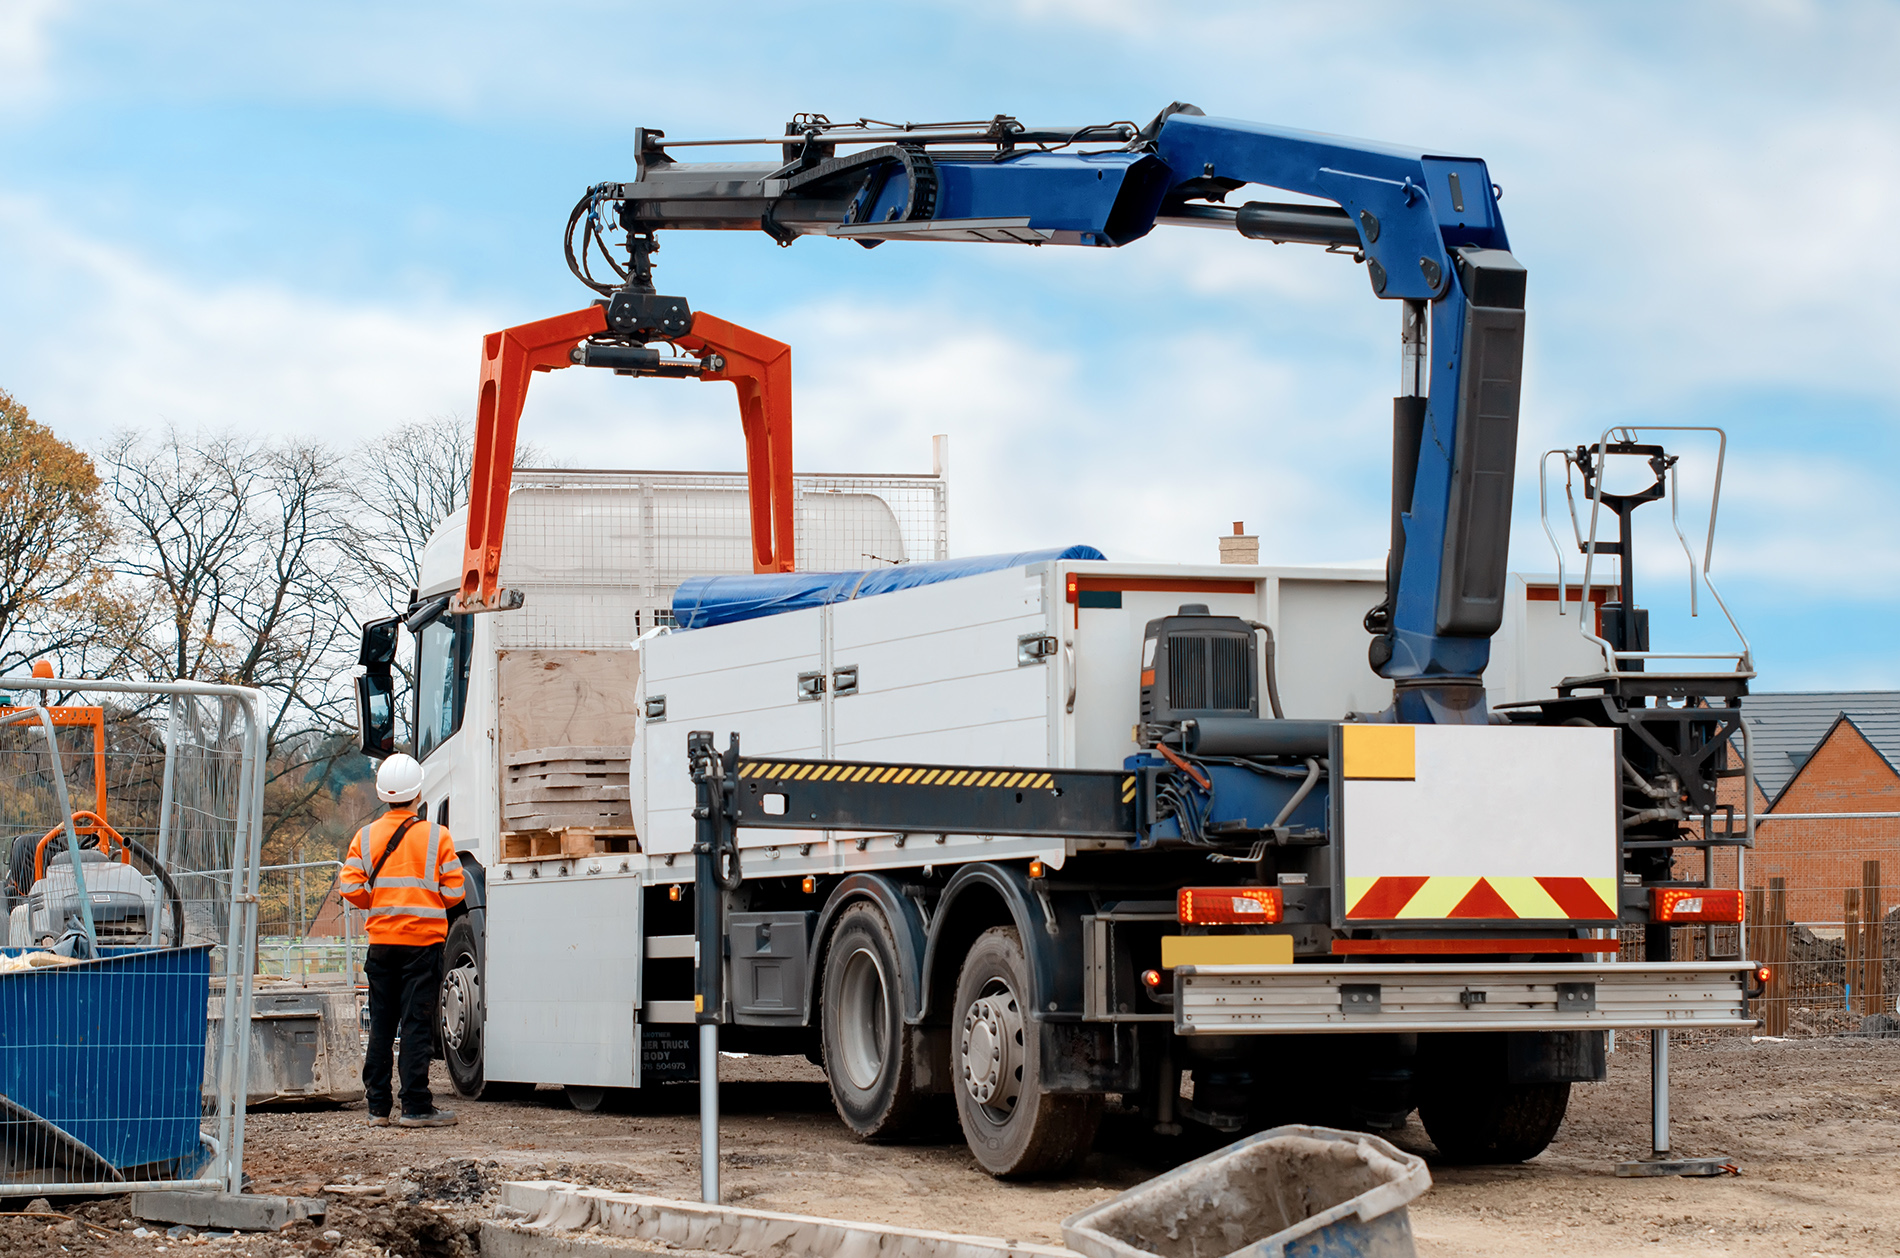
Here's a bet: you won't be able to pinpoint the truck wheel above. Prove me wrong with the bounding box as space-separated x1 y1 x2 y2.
565 1086 607 1112
1419 1080 1570 1163
821 903 923 1139
952 927 1101 1178
440 915 528 1101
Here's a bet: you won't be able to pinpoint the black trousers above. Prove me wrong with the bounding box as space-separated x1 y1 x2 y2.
363 941 443 1117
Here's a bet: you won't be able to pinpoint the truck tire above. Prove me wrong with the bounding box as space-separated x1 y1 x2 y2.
952 927 1101 1178
440 914 528 1101
821 902 923 1139
1419 1080 1570 1163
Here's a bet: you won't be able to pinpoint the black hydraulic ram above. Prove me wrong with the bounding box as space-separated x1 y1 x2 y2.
686 731 743 1203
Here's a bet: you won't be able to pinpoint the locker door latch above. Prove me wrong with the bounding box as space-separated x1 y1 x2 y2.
1018 633 1058 666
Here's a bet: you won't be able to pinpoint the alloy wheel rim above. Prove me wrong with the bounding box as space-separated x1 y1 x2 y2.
959 978 1024 1122
443 960 480 1054
836 945 890 1091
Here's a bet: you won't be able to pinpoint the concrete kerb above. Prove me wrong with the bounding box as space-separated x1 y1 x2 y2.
131 1191 327 1232
495 1181 1080 1258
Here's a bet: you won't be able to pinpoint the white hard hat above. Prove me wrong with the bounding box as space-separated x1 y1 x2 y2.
376 753 424 804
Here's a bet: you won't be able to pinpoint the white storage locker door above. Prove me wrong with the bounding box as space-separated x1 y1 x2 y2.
639 608 825 855
1273 577 1392 719
829 566 1051 769
484 869 642 1087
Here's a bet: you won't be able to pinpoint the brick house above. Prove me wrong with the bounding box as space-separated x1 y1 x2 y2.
1726 692 1900 924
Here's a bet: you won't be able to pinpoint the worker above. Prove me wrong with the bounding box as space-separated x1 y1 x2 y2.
340 753 464 1127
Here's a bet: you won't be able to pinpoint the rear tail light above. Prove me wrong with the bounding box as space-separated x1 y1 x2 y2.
1178 886 1283 925
1756 966 1772 984
1651 888 1743 923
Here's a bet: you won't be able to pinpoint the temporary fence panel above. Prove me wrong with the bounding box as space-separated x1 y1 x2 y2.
0 677 265 1195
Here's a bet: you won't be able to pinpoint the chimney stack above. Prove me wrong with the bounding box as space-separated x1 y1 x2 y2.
1219 521 1258 565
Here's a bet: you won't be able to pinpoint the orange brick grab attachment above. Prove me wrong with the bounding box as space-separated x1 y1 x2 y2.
455 306 796 614
1344 875 1618 921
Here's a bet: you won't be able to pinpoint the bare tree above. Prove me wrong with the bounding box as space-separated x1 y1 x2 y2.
101 428 362 847
341 413 545 608
343 416 476 605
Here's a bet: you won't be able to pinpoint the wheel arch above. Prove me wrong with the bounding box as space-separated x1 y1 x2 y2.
918 863 1066 1025
456 848 488 914
805 873 928 1025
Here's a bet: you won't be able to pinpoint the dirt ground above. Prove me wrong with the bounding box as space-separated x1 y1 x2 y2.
5 1034 1897 1257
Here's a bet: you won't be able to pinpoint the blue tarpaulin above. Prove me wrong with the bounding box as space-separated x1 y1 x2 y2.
671 545 1107 630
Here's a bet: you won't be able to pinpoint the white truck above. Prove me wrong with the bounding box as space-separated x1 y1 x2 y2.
351 447 1752 1178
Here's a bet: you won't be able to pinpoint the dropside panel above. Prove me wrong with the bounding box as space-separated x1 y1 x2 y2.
829 566 1050 769
641 608 824 854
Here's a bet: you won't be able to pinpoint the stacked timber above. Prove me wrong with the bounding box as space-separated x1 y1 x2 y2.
500 746 638 861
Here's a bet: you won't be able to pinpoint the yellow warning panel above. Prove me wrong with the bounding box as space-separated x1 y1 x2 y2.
1341 724 1416 780
1161 934 1295 967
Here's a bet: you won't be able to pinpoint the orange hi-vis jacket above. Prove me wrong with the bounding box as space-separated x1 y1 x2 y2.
339 808 465 946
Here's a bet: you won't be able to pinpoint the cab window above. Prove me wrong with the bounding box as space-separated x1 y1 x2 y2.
415 614 473 761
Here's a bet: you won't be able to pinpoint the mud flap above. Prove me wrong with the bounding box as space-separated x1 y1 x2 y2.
1039 1022 1138 1093
1508 1030 1606 1083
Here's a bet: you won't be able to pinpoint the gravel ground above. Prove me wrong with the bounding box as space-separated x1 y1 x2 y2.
4 1034 1896 1257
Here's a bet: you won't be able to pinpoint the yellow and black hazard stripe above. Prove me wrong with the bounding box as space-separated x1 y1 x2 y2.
741 761 1066 791
733 759 1138 841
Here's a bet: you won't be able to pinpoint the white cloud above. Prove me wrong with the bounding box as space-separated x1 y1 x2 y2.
0 0 67 109
0 192 486 446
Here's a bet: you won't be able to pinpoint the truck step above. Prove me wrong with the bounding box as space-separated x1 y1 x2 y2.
645 935 695 960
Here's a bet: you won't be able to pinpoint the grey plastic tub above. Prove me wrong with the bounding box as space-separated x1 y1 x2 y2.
1062 1125 1431 1258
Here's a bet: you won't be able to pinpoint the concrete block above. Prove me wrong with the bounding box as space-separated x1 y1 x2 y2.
499 1181 1077 1258
132 1191 327 1232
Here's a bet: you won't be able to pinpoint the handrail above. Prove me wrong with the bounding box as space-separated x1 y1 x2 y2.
1570 426 1751 675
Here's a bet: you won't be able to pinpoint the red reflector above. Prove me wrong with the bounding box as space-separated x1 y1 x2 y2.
1651 888 1743 923
1178 887 1283 925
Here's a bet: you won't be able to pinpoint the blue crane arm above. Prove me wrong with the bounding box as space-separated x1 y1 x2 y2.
582 107 1528 722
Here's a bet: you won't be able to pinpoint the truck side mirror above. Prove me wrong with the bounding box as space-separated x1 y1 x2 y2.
355 615 401 760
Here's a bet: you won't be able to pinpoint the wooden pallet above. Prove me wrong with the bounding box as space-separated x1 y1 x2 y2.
499 827 641 863
503 744 634 832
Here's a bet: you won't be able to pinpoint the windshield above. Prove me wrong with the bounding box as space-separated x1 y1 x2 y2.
415 614 472 760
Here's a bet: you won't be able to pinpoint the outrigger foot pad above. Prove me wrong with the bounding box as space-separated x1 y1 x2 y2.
1614 1153 1739 1177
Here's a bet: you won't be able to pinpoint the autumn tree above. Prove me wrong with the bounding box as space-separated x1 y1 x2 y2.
0 389 144 678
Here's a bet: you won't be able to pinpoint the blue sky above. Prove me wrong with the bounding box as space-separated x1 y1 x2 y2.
1 1 1896 687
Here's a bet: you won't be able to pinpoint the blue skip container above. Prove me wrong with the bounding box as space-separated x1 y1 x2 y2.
0 945 213 1174
1063 1125 1431 1258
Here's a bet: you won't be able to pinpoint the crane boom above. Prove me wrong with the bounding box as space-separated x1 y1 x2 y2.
463 103 1526 723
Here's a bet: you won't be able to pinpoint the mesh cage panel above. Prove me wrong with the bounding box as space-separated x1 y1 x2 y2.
495 467 948 650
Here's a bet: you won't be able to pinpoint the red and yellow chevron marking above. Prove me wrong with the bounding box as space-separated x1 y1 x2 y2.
1344 875 1617 921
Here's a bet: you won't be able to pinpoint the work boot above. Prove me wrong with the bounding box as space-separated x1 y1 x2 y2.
366 1113 390 1128
398 1109 458 1128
